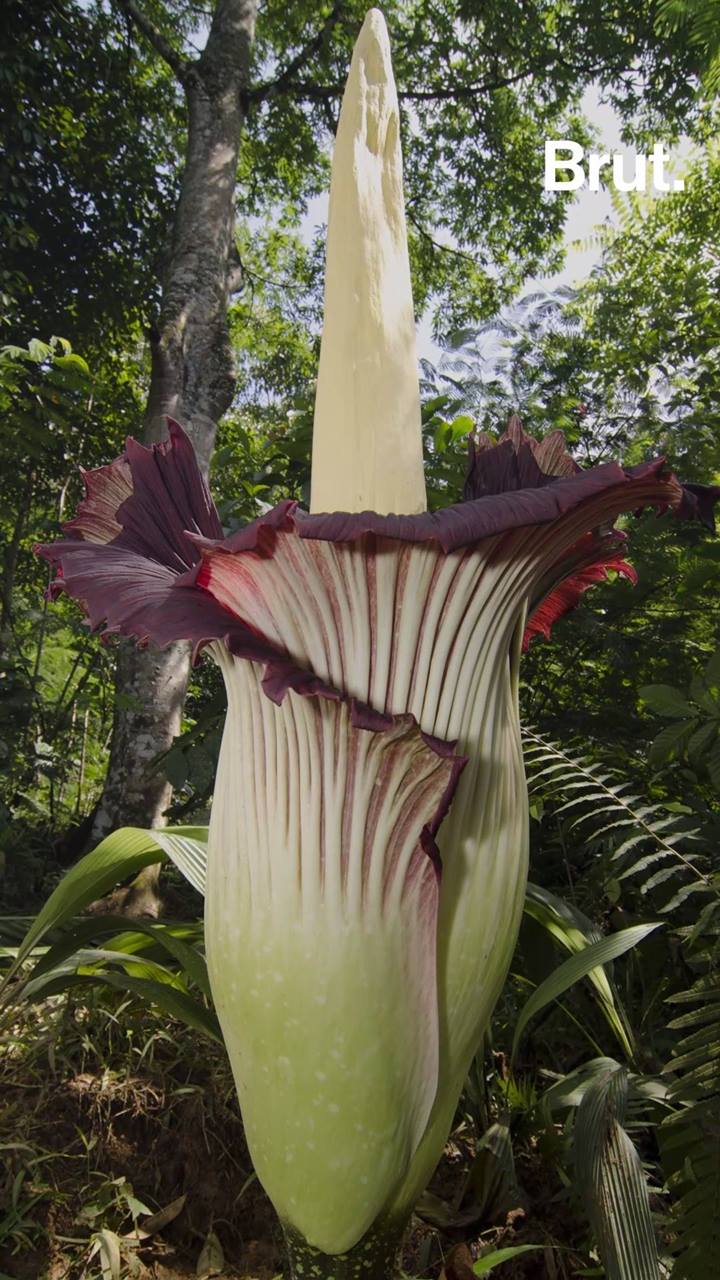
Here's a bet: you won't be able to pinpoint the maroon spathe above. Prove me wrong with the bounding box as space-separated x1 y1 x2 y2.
36 417 719 686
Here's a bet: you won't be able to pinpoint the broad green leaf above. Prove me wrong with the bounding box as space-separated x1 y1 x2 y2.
105 923 210 996
152 828 208 896
575 1065 659 1280
706 740 720 792
6 828 166 973
448 413 475 441
640 684 694 719
512 923 660 1060
525 881 601 943
27 338 52 363
52 352 90 375
649 720 695 765
25 916 205 989
1 827 208 998
687 721 718 766
541 1057 623 1111
23 947 188 998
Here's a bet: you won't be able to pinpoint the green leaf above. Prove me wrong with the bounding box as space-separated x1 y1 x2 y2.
95 973 220 1042
93 1227 122 1280
473 1245 543 1274
24 914 199 982
525 881 601 943
23 947 188 997
433 419 451 453
640 684 695 719
27 919 210 997
649 720 695 765
541 1057 623 1112
687 722 718 767
575 1065 659 1280
27 338 52 363
25 970 221 1042
0 826 208 997
52 352 90 375
511 923 660 1060
448 413 475 441
152 828 208 896
706 740 720 792
162 746 189 790
7 828 165 969
111 923 210 996
524 883 635 1059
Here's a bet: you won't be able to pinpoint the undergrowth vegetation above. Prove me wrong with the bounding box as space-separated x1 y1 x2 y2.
2 670 718 1278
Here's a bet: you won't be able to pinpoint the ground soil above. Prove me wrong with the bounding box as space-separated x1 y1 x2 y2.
0 1001 587 1280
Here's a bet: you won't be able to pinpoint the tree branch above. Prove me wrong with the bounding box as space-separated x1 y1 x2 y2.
247 2 343 105
277 54 610 106
407 210 482 268
274 65 536 103
115 0 192 84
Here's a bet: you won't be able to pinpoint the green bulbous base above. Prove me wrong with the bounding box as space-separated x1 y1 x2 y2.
282 1221 406 1279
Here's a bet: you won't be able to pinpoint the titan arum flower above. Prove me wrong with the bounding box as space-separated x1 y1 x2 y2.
37 10 718 1279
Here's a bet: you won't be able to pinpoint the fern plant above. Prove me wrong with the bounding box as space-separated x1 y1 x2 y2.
522 725 720 1278
660 897 720 1279
523 726 712 913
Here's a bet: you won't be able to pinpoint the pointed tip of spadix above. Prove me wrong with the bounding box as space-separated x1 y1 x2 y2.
351 10 395 101
357 7 391 57
309 7 427 517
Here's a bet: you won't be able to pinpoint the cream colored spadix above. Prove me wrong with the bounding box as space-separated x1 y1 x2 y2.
309 8 427 516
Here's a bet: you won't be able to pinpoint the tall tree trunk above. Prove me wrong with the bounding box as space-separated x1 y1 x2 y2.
90 0 258 871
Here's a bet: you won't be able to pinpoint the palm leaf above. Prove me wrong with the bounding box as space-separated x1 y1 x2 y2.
574 1064 660 1280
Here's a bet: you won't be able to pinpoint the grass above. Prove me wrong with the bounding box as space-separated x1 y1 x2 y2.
0 992 276 1279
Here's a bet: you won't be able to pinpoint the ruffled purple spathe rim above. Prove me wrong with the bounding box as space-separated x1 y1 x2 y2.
35 417 719 699
34 418 718 887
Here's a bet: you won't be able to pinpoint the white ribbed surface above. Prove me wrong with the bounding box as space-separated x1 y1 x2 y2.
206 645 458 1252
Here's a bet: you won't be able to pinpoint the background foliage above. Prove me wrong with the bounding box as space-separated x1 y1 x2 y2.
1 1 719 1277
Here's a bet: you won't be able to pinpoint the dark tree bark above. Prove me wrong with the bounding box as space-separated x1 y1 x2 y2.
91 2 341 908
90 0 258 858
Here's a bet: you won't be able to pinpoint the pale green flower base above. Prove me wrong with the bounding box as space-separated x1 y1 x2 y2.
282 1220 406 1279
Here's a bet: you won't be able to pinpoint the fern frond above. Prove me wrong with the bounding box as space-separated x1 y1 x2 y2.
656 877 720 1278
660 972 720 1273
522 728 710 907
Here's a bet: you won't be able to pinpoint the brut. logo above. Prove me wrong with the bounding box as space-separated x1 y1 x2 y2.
544 140 685 192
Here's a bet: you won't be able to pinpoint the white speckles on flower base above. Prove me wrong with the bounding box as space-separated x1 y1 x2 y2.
205 652 450 1253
